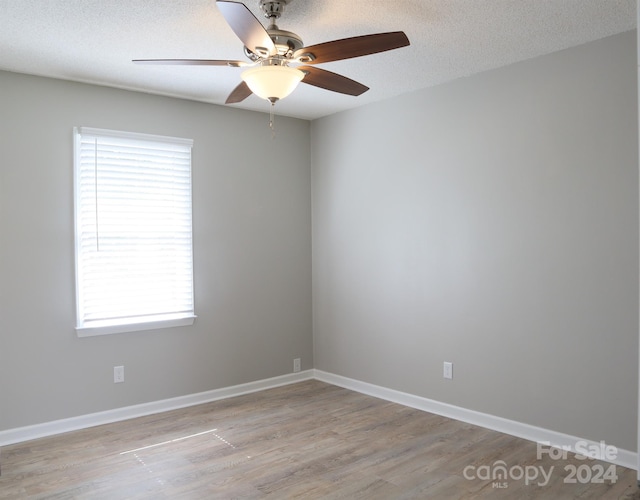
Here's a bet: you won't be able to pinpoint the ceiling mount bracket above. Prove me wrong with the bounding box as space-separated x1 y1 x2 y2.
259 0 289 28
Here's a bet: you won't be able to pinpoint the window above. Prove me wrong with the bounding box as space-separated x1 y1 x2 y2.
74 127 195 336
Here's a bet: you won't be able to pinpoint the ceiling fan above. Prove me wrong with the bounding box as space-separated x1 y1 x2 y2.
133 0 410 105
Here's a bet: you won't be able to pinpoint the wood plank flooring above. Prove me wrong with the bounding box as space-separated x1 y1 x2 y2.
1 380 639 499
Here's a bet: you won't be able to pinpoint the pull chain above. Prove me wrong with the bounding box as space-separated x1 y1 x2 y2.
269 100 276 139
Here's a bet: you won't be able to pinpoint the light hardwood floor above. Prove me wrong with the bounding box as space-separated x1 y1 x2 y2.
1 380 639 499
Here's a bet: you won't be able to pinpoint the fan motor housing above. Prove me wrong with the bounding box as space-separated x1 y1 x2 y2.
243 27 302 60
268 28 303 55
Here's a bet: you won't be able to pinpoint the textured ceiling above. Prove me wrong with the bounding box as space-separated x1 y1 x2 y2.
0 0 636 120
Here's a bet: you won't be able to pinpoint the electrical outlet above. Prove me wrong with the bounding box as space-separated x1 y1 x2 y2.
114 365 124 383
443 361 453 380
293 358 301 373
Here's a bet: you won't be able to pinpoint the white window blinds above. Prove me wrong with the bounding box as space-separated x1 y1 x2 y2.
74 127 195 336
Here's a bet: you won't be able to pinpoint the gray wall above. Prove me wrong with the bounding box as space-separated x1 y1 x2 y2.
0 72 312 430
311 31 639 451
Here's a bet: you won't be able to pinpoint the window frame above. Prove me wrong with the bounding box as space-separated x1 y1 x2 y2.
73 127 196 337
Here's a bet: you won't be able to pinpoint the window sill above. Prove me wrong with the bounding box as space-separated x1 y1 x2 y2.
76 314 196 337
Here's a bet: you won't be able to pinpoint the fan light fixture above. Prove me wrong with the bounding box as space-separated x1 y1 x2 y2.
241 65 304 102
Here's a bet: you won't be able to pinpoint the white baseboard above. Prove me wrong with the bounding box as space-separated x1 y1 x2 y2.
1 368 636 472
0 370 314 447
313 370 637 471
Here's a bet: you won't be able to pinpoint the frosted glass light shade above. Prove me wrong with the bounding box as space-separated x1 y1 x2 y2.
241 65 304 101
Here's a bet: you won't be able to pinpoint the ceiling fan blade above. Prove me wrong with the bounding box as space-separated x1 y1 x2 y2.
133 59 249 67
216 0 276 57
300 66 369 96
294 31 410 65
225 81 253 104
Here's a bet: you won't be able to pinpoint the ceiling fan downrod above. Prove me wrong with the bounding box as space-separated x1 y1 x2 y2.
257 0 303 59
